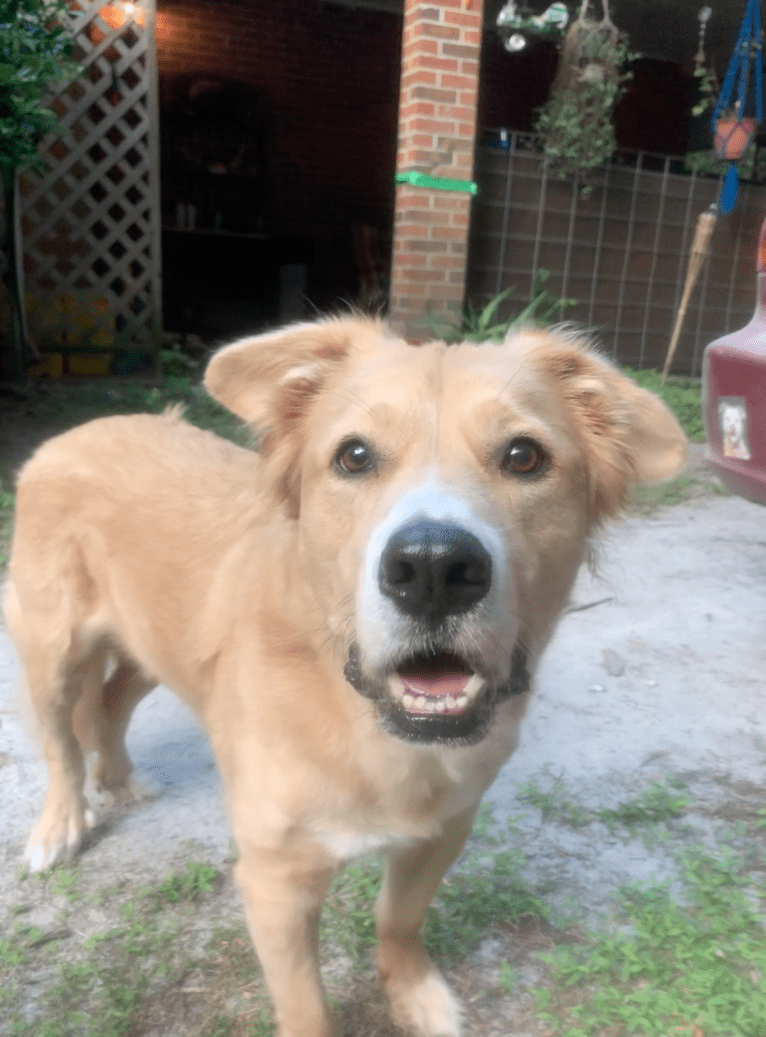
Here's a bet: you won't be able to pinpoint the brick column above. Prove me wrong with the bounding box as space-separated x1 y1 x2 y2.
389 0 484 339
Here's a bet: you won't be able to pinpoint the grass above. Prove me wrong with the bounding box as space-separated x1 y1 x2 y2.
2 860 236 1037
3 780 766 1036
534 844 766 1036
0 481 13 567
516 777 690 836
595 777 690 832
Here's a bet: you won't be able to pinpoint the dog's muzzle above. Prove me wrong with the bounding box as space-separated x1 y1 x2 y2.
343 642 529 746
344 517 524 745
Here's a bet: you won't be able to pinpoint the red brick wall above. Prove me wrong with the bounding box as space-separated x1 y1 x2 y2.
389 0 484 338
156 0 401 308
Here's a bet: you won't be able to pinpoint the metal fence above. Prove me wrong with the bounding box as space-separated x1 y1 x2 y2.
467 132 766 375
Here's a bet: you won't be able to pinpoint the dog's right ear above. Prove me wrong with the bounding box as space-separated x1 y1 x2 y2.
204 315 381 429
204 316 386 516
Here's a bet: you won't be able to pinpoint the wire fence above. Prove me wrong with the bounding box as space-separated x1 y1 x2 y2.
467 132 766 375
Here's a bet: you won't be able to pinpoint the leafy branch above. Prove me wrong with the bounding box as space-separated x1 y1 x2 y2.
0 0 83 376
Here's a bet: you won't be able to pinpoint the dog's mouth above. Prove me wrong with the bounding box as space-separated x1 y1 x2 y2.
344 643 529 746
389 652 481 716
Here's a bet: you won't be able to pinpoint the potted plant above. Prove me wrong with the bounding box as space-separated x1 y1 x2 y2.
692 67 757 161
533 0 632 186
713 104 757 160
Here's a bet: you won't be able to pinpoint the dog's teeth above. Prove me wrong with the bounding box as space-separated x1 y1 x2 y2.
402 692 417 710
455 695 468 710
445 695 457 711
415 695 427 711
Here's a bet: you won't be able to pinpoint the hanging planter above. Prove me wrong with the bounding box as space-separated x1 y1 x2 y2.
532 0 632 184
713 115 757 159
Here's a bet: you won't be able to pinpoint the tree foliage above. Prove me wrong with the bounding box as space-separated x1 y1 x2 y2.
0 0 81 173
0 0 83 376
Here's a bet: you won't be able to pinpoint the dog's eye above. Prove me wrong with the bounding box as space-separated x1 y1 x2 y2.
334 439 375 476
501 438 547 476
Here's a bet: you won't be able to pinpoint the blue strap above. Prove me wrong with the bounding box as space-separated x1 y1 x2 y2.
712 0 763 128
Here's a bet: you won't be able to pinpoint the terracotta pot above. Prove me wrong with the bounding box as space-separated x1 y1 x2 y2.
714 117 757 160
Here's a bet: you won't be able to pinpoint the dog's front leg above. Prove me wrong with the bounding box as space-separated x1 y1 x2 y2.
376 806 476 1037
234 847 338 1037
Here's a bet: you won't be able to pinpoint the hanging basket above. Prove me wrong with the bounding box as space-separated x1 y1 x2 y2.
714 116 757 159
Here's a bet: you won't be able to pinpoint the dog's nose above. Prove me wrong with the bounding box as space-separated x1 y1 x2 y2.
379 521 492 622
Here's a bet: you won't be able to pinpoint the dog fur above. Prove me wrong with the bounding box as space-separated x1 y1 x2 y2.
4 316 687 1037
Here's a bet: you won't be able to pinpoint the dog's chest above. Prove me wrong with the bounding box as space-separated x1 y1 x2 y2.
310 753 489 862
315 828 417 861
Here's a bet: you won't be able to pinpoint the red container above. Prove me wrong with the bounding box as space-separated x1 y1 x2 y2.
702 217 766 505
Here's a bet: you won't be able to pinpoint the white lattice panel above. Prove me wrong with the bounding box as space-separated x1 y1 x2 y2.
21 0 161 354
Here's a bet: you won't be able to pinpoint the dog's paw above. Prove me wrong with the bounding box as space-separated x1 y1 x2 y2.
111 776 156 806
88 775 155 811
385 966 463 1037
22 804 95 875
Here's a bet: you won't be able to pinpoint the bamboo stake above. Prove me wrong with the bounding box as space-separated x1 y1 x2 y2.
661 205 717 382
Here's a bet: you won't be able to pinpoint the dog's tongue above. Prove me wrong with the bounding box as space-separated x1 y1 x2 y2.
398 656 472 698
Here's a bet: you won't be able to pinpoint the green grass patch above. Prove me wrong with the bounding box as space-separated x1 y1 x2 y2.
0 480 13 567
4 377 249 446
2 862 226 1037
516 780 592 827
596 777 690 832
139 862 220 908
533 843 766 1036
517 778 691 843
631 475 700 513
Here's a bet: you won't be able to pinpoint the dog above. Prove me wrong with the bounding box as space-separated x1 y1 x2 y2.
4 316 686 1037
719 398 750 459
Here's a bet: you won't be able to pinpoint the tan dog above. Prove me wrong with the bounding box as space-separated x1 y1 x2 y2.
4 316 686 1037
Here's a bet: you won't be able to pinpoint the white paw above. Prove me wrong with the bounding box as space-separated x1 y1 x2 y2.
387 968 463 1037
23 809 95 875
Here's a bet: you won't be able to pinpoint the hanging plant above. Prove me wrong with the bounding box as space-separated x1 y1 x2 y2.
691 68 756 160
533 0 632 183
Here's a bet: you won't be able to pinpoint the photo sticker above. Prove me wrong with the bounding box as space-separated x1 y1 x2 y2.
718 397 751 460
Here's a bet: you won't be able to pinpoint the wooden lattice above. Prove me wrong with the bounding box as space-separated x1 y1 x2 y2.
21 0 161 356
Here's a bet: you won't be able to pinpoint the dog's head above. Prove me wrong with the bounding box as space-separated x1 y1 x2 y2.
719 401 744 444
205 316 686 747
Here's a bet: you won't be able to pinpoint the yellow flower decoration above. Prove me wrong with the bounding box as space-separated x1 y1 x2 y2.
76 310 96 330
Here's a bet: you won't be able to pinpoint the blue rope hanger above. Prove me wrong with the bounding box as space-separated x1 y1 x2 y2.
713 0 763 214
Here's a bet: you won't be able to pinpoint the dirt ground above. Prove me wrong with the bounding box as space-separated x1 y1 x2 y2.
1 446 765 1035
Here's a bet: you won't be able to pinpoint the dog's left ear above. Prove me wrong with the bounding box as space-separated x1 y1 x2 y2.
519 330 688 522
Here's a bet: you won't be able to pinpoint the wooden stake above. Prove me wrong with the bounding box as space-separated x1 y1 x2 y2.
661 206 717 382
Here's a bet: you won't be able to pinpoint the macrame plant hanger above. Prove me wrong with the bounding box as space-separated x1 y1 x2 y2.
662 0 764 381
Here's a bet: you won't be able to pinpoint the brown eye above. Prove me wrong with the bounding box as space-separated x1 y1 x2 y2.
502 438 547 476
334 439 375 476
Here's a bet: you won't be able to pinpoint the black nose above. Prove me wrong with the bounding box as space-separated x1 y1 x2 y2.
379 520 492 622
